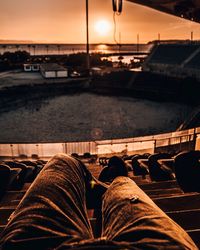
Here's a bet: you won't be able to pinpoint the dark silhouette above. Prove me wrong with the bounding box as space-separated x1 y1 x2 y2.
148 153 175 181
0 164 10 197
174 150 200 192
98 156 128 183
131 154 149 176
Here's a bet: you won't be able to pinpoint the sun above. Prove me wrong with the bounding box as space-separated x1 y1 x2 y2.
95 20 111 36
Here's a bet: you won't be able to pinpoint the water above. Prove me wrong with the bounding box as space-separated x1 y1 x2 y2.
0 43 152 56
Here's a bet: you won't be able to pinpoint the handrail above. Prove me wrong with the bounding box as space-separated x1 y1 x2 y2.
0 127 199 158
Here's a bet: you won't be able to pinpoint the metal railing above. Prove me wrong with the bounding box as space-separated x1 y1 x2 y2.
0 127 199 159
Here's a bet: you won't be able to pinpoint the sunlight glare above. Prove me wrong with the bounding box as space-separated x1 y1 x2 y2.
95 20 111 36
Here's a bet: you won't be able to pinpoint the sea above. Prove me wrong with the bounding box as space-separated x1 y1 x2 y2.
0 43 153 65
0 43 152 56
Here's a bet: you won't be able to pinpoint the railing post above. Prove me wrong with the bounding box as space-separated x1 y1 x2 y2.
86 0 90 74
193 128 197 150
36 144 39 157
17 144 20 157
10 144 14 158
168 137 171 145
65 143 68 154
96 144 99 155
153 139 156 153
125 144 128 155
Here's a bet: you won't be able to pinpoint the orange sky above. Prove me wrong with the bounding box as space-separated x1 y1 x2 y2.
0 0 200 43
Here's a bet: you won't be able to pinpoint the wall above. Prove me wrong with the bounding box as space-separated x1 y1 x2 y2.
0 127 198 159
57 70 68 78
45 71 56 78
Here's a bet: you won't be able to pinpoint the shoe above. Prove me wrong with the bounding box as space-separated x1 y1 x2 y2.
98 156 128 184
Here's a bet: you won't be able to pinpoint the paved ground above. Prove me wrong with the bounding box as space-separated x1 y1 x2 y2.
0 92 192 143
0 71 81 90
0 70 194 143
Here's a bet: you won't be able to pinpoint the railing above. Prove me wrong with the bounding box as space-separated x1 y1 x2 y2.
0 127 199 158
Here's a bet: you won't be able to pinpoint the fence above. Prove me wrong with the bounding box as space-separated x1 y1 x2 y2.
0 127 199 158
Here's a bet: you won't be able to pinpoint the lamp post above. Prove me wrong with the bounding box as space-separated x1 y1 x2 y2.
137 33 139 53
86 0 90 74
191 31 193 42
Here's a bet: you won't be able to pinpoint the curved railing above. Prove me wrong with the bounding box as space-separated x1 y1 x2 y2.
0 127 199 159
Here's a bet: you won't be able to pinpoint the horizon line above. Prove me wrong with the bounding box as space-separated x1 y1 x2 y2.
0 39 198 45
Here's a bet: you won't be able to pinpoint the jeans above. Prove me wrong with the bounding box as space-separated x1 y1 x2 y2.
0 154 197 250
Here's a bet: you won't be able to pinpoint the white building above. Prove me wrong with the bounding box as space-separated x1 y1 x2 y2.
40 63 68 78
24 64 40 72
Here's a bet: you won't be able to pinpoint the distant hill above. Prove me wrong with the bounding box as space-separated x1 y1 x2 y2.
0 39 35 44
148 39 200 45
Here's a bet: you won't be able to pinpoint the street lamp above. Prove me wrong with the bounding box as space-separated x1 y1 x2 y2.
86 0 90 74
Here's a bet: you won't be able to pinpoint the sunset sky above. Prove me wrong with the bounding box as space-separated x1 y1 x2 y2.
0 0 200 44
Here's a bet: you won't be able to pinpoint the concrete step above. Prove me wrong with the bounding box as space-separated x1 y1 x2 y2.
167 209 200 230
0 208 15 225
154 193 200 212
146 188 183 198
187 229 200 248
139 180 179 191
0 225 6 237
0 191 25 206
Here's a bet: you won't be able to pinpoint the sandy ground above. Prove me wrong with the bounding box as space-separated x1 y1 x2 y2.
0 92 192 143
0 71 80 89
0 71 41 88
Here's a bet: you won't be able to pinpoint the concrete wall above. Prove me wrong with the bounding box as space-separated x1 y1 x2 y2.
24 64 40 72
44 71 56 78
0 127 198 159
41 70 68 78
57 71 68 78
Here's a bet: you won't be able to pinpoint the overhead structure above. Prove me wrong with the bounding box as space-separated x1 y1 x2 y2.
112 0 123 14
126 0 200 23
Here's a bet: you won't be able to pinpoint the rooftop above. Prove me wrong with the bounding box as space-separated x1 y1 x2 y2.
40 63 67 72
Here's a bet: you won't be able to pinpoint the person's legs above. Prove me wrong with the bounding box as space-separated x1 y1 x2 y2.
101 176 198 249
0 154 94 250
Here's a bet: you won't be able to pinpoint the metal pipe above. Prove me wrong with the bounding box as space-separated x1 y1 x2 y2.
86 0 90 73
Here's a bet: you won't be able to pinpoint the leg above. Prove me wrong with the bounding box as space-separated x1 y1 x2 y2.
102 176 198 249
0 154 94 250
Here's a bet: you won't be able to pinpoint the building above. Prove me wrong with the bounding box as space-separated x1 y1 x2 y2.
24 63 40 72
143 43 200 80
40 63 68 78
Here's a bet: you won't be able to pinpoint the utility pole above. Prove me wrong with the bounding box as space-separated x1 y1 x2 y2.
137 33 139 53
158 33 160 44
191 31 193 42
119 32 121 54
86 0 90 74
